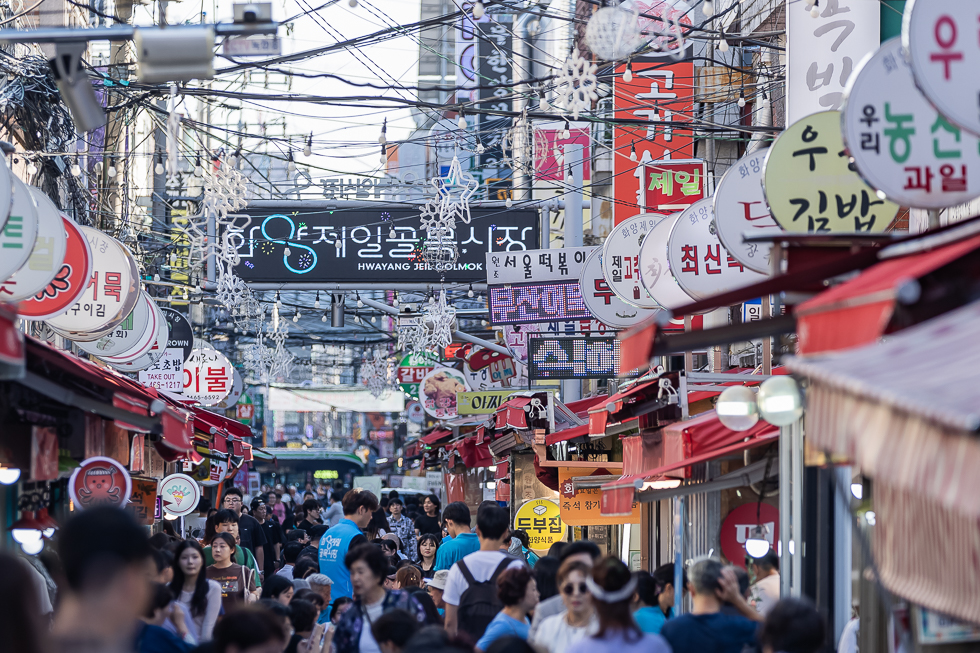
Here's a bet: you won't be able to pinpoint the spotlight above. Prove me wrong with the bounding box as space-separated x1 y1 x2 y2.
50 42 106 132
716 386 759 431
744 524 770 558
331 293 345 327
757 376 803 426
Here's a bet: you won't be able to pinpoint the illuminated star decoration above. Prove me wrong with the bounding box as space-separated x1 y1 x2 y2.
432 155 478 226
361 348 398 399
422 288 456 350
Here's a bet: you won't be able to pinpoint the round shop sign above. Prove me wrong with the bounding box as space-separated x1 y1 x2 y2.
0 176 39 282
183 347 235 406
713 149 779 274
68 456 132 510
762 111 900 233
215 368 244 409
75 291 156 359
904 0 980 138
579 247 657 328
513 498 565 552
161 307 194 363
46 228 139 340
103 304 169 373
720 502 780 569
843 37 980 209
602 213 669 308
190 455 229 487
1 188 67 300
0 153 14 231
159 473 202 517
638 214 703 311
398 352 437 399
667 199 769 302
419 367 470 419
407 401 425 424
17 217 92 320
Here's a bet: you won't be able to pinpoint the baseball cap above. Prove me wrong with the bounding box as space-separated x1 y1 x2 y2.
426 569 449 590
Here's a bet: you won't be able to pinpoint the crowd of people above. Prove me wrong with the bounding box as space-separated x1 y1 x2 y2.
4 484 828 653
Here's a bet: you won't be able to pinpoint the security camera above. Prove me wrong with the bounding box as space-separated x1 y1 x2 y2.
234 3 272 24
49 43 106 132
135 26 215 83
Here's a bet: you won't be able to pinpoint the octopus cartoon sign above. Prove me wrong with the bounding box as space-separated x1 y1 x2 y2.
419 367 470 419
68 456 132 510
159 473 202 517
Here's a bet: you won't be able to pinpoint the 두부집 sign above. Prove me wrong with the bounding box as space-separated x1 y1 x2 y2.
488 281 590 325
513 498 565 552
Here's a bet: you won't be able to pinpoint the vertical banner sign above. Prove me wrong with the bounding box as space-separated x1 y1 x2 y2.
644 159 707 212
533 121 591 182
786 0 879 124
613 58 695 225
477 13 514 195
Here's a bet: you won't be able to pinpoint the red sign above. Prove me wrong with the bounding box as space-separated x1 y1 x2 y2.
613 59 695 224
720 502 780 569
68 456 132 510
533 123 591 181
236 403 254 421
18 217 93 320
644 159 707 212
397 365 432 384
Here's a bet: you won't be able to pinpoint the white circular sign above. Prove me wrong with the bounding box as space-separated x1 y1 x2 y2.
844 37 980 208
196 456 228 487
159 473 202 517
184 347 235 406
76 291 155 358
419 367 470 419
103 305 169 373
0 177 39 282
579 248 657 328
47 228 138 340
638 213 702 311
215 368 244 409
601 213 668 308
407 401 425 424
0 154 14 231
904 0 980 137
713 150 779 274
1 188 66 299
667 199 769 302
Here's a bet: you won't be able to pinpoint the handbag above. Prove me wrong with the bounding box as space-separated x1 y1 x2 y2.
243 566 258 604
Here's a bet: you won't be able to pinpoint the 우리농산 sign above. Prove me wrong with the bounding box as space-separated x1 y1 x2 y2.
456 390 516 415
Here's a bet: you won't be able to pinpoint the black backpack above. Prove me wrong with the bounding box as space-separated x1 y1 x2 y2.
456 556 516 640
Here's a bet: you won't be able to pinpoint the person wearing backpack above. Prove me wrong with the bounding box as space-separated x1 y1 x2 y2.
443 503 525 642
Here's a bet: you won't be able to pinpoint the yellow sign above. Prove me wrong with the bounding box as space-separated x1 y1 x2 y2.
513 498 565 552
558 467 640 526
456 391 515 415
314 469 339 480
762 110 899 233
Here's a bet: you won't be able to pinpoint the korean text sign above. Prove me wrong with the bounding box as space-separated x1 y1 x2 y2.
527 336 630 380
485 246 595 284
513 498 565 552
644 159 707 212
488 282 590 325
559 467 640 526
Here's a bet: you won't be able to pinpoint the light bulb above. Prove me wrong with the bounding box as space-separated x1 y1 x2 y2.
472 1 484 19
11 528 41 545
810 6 820 17
195 163 203 176
850 483 863 500
304 138 312 157
757 376 803 426
540 96 550 111
562 122 571 140
703 0 713 15
380 153 387 165
322 314 327 322
27 162 37 175
744 527 771 558
716 385 759 431
348 0 356 6
378 134 387 145
428 295 435 304
315 295 320 309
719 39 729 52
335 239 343 249
107 166 117 178
738 96 746 108
468 287 474 298
71 164 81 176
623 66 633 83
155 162 165 175
476 142 485 154
457 115 467 130
392 296 399 307
506 197 513 208
357 298 363 308
284 247 291 257
0 467 20 485
389 228 396 238
630 149 637 162
20 539 43 555
371 316 377 323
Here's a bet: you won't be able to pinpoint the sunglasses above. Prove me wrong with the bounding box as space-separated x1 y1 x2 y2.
561 582 588 596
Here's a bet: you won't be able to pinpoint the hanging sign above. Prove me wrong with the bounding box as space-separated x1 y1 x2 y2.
398 352 438 399
76 291 156 358
161 307 194 362
419 367 470 419
667 199 769 302
159 472 202 517
138 347 185 392
457 390 517 415
0 177 39 282
191 454 228 487
488 281 590 325
104 310 169 373
842 37 980 209
183 348 234 406
68 456 132 510
216 368 244 409
559 467 640 526
46 228 139 339
18 217 93 320
533 121 591 182
720 502 779 570
503 320 614 365
485 246 595 285
602 214 668 308
762 111 900 233
406 401 425 424
579 248 657 329
643 159 707 212
713 149 779 274
236 394 255 423
0 189 66 300
527 336 628 380
638 214 700 312
513 498 565 552
129 478 159 526
904 1 980 138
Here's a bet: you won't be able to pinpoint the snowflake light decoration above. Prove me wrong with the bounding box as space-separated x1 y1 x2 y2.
421 288 456 350
554 49 600 120
431 155 478 226
585 2 642 61
361 348 397 399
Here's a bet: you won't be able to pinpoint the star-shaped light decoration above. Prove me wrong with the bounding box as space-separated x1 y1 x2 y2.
432 155 478 226
422 288 456 350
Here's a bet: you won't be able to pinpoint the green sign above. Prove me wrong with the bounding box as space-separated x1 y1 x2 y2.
456 390 516 415
397 352 438 400
236 393 254 424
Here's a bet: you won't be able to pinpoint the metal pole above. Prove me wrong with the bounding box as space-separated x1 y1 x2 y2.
779 423 791 598
834 465 853 645
565 143 584 247
790 418 803 597
674 496 685 615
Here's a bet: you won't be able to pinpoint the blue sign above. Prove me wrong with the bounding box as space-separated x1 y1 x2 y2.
527 336 629 380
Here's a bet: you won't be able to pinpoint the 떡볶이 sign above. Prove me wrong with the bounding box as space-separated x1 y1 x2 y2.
527 336 628 380
485 246 595 285
762 111 900 233
713 149 779 274
231 206 539 285
488 281 590 325
456 390 516 415
513 498 565 552
644 159 707 212
842 37 980 209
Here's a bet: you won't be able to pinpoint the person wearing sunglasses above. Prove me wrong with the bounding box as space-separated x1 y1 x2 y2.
530 560 597 653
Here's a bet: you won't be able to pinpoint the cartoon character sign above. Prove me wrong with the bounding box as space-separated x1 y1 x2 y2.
419 367 470 419
68 457 132 510
159 473 202 517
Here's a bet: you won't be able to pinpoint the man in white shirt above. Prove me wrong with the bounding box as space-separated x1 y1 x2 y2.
748 551 780 615
443 502 525 639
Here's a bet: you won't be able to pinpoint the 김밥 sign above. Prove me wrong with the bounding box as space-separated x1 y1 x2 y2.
485 246 595 285
762 111 900 233
488 281 590 325
232 206 539 285
644 159 707 212
602 214 668 309
903 0 980 138
842 37 980 209
667 199 769 301
76 291 157 359
527 336 624 380
713 149 779 274
579 248 657 329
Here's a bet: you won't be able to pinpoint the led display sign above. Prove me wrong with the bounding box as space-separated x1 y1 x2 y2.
488 281 590 326
527 336 628 380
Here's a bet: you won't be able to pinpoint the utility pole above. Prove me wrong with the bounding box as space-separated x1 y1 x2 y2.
561 142 584 404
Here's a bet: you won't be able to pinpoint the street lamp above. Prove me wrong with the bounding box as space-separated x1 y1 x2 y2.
716 386 759 431
757 377 803 426
744 524 770 558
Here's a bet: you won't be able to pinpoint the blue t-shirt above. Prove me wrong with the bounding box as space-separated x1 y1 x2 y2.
135 623 192 653
434 532 480 571
318 518 366 604
634 606 671 634
660 612 758 653
476 612 530 651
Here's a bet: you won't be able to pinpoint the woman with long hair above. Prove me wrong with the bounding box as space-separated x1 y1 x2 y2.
413 494 441 536
170 539 222 643
206 532 260 613
417 533 440 579
530 560 598 653
566 557 670 653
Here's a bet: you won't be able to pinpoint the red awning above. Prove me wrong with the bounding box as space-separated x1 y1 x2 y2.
494 458 510 480
564 395 608 419
587 379 659 436
404 440 423 458
187 406 252 441
795 232 980 355
448 435 493 468
495 397 532 430
421 428 452 445
545 423 589 446
0 304 24 378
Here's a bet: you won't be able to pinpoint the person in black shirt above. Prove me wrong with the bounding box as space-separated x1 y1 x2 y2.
222 487 266 565
296 499 324 532
251 498 283 578
413 494 442 537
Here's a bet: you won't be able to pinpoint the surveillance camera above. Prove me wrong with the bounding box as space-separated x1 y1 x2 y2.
234 2 272 24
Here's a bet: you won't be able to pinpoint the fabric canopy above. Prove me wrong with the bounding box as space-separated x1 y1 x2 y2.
588 378 659 436
545 424 589 446
420 428 452 445
494 397 532 430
